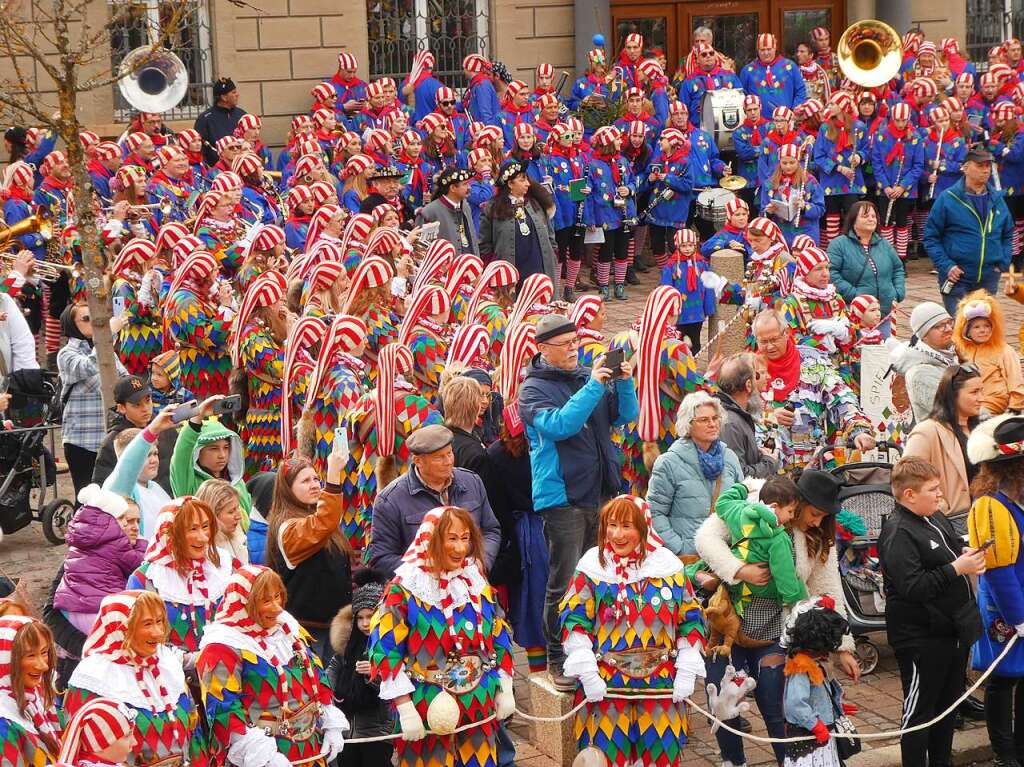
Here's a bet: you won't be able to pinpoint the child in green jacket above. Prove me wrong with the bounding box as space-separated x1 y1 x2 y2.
170 396 253 529
715 476 808 615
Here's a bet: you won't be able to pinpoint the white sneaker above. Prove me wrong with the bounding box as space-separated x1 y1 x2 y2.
721 762 747 767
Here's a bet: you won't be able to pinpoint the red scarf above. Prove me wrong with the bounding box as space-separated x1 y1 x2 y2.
764 334 802 401
469 72 491 90
929 126 957 144
331 73 361 89
622 141 645 162
884 120 909 165
398 150 427 194
829 118 852 153
123 152 152 172
664 144 690 164
777 171 797 197
3 185 32 204
502 102 533 123
674 251 701 291
702 66 729 90
744 117 768 146
549 144 582 177
768 128 798 146
87 159 112 179
533 86 554 97
287 212 310 226
601 152 625 184
42 175 72 192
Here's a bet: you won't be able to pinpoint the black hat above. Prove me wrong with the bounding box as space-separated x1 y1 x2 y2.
497 158 528 188
114 375 152 405
796 470 845 516
967 414 1024 464
964 144 994 164
212 78 237 101
4 127 27 146
369 164 405 180
435 166 472 195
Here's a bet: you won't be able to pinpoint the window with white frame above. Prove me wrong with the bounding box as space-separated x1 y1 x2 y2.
367 0 489 89
110 0 213 121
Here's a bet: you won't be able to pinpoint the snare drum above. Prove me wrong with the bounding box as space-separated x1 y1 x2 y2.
696 188 738 227
700 88 746 151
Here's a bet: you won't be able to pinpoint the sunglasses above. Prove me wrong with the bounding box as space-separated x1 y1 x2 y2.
439 100 455 106
955 362 980 377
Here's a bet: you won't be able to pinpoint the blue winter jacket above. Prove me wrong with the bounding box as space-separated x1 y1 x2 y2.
924 178 1013 284
519 356 639 512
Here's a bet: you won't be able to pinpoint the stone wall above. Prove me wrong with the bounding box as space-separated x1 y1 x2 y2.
491 0 575 87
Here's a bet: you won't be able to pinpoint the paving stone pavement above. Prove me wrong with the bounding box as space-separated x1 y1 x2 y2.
0 255 1008 766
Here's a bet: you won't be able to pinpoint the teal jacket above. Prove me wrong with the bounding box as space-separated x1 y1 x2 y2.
827 229 905 315
170 418 252 528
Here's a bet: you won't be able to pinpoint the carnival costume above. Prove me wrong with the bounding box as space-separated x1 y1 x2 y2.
0 616 60 767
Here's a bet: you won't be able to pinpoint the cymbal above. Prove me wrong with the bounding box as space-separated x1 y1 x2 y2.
719 175 747 191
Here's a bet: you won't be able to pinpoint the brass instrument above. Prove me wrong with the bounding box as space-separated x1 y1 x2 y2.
0 210 53 252
117 46 188 113
103 198 173 218
837 19 902 89
0 252 74 283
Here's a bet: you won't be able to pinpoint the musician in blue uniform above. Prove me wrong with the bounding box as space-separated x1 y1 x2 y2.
584 126 636 300
668 102 729 239
732 94 769 211
498 80 536 151
871 102 924 261
813 91 868 246
88 141 122 203
567 48 612 114
331 51 368 132
739 33 807 113
758 106 799 188
463 53 501 126
760 142 825 245
541 124 589 301
615 32 644 91
402 51 444 124
2 161 45 260
236 152 282 227
147 146 194 227
682 42 743 128
284 185 313 251
644 127 694 270
701 196 752 261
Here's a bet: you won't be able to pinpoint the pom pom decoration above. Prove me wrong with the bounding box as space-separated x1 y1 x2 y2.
425 690 460 735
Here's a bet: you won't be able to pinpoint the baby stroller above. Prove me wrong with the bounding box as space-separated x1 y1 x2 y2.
830 442 902 675
0 369 73 544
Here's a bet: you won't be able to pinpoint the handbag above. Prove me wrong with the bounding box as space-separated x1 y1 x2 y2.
829 678 862 761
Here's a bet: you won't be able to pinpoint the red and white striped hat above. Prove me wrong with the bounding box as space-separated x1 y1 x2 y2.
638 59 664 80
506 80 528 99
811 26 829 41
790 233 817 255
514 122 535 141
211 170 242 192
772 105 793 121
674 228 699 249
569 295 603 329
341 255 395 314
436 86 457 103
412 238 456 294
444 254 484 300
304 203 343 250
796 99 823 118
308 181 335 206
375 343 415 459
462 261 519 323
337 51 358 70
508 273 554 328
744 94 762 110
58 697 136 764
401 129 422 148
911 77 938 98
795 245 829 277
280 317 327 450
447 323 491 367
1013 82 1024 104
993 101 1017 122
364 128 391 151
124 132 150 152
311 82 335 103
176 128 201 147
40 150 67 176
399 284 452 345
155 144 185 168
725 196 748 218
625 32 643 47
956 72 974 88
918 41 936 56
287 185 314 210
945 96 964 113
757 33 777 49
669 100 688 115
340 212 374 252
215 135 243 154
293 154 323 180
463 53 491 74
114 164 146 190
231 270 288 364
637 285 683 442
537 62 553 79
538 93 560 110
591 125 622 149
849 294 879 322
365 227 405 258
473 125 503 147
747 216 785 245
166 249 217 299
306 313 368 408
890 102 912 122
497 322 537 403
170 233 204 265
93 141 122 163
253 224 285 253
343 154 374 179
4 161 33 190
292 114 314 132
418 112 447 134
302 241 344 280
628 121 649 140
312 108 334 127
625 86 644 100
468 147 490 168
980 71 999 88
112 238 157 277
829 90 856 116
231 152 262 178
660 127 686 149
155 221 188 253
236 113 262 133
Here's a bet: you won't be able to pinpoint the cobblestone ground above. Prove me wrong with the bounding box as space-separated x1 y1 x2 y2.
0 256 1009 766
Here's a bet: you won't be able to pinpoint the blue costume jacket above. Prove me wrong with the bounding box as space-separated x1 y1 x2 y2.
584 154 636 230
871 124 925 200
739 57 807 113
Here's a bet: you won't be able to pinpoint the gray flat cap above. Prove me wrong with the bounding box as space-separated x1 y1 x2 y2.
406 423 454 455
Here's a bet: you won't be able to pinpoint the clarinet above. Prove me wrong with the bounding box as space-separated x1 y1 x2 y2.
793 138 813 229
884 152 905 227
928 136 942 200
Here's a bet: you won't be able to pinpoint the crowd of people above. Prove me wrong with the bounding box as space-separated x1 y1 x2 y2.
0 18 1023 767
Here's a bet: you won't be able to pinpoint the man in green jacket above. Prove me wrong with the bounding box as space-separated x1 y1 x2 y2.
170 395 253 529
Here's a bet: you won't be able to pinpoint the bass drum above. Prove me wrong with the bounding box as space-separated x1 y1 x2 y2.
701 88 746 151
696 188 737 227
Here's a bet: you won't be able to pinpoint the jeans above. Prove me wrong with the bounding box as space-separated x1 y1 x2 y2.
939 268 1001 315
705 642 787 766
540 505 598 669
496 721 517 766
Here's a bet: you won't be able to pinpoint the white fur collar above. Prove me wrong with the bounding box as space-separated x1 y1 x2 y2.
69 645 187 711
146 547 233 605
393 561 488 609
0 691 35 733
575 545 684 585
200 614 304 666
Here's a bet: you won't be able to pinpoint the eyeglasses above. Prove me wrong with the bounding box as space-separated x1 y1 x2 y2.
439 100 455 106
755 333 787 347
954 362 980 377
542 336 580 348
692 415 721 425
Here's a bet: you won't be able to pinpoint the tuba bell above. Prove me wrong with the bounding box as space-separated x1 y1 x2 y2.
117 46 189 113
0 208 52 253
836 19 903 89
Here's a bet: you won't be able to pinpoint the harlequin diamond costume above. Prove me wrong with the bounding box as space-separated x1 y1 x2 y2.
126 506 233 653
0 616 61 767
65 591 208 767
110 238 163 376
558 496 707 766
460 261 519 366
369 507 516 767
198 565 348 767
569 295 608 369
399 285 452 408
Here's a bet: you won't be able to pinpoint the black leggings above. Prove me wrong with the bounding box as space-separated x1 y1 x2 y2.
554 226 584 263
880 196 914 227
598 227 628 263
986 675 1024 761
650 224 675 258
64 442 97 501
824 193 860 217
677 321 703 354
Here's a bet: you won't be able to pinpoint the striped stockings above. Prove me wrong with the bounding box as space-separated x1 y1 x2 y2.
895 226 910 261
613 259 628 285
596 261 611 287
824 214 842 246
42 285 61 355
566 259 582 291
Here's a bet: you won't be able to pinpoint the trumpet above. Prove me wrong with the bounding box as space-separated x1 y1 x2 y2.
0 252 76 283
103 198 173 218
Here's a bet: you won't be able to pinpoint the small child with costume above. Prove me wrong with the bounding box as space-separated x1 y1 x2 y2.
660 227 717 354
953 290 1024 416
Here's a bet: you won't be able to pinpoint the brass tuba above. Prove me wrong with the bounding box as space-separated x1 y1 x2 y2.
0 209 52 253
836 19 903 88
117 46 189 113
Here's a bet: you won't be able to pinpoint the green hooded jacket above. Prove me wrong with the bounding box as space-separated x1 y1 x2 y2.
714 483 808 614
170 417 253 530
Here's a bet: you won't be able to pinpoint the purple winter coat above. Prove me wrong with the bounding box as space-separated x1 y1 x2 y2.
53 504 147 613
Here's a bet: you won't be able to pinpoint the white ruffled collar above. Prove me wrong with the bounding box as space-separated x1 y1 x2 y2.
200 613 304 667
0 691 35 733
393 561 488 609
575 545 683 585
70 645 187 711
146 548 233 605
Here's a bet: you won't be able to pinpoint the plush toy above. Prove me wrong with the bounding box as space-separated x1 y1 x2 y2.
706 664 757 733
705 582 774 657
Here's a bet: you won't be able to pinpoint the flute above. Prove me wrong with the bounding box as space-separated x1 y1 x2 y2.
928 137 942 199
793 138 813 229
884 153 904 227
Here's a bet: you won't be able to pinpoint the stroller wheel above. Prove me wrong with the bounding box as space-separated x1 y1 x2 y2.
41 498 74 545
855 638 879 675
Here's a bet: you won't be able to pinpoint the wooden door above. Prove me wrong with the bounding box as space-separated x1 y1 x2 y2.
679 1 769 72
611 3 680 71
773 0 846 57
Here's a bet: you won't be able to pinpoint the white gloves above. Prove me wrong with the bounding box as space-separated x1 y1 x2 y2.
808 318 850 343
700 270 729 296
495 671 516 719
672 642 706 704
397 700 426 741
673 670 696 702
1015 622 1024 638
227 728 285 767
579 669 607 702
321 704 349 760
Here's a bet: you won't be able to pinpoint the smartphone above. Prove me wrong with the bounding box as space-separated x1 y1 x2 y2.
112 296 126 318
332 425 349 455
603 348 624 378
171 400 199 424
212 394 242 415
978 538 997 552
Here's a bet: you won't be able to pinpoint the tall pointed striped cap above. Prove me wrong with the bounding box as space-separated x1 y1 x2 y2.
307 313 368 412
398 284 452 346
112 238 157 277
165 249 217 303
444 254 484 301
497 321 537 402
412 239 456 295
569 295 603 330
507 273 554 329
58 697 136 763
231 270 287 365
462 261 519 326
281 316 328 452
341 255 395 314
375 342 415 459
637 285 682 442
447 324 491 368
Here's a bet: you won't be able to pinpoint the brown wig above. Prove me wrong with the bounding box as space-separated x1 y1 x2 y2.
265 455 354 569
489 178 555 221
597 497 649 568
168 499 222 575
971 456 1024 499
10 621 56 717
125 591 171 648
245 569 288 623
424 507 486 575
